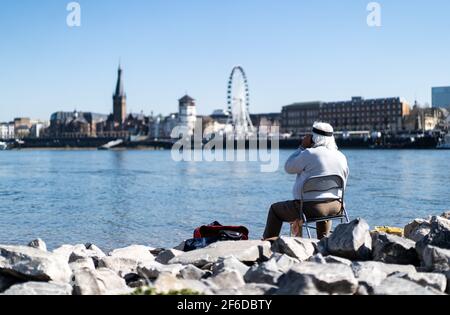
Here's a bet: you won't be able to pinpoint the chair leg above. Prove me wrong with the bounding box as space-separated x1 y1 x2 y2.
344 209 350 223
302 214 312 239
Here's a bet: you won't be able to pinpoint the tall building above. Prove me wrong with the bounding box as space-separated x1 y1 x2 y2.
113 64 127 125
432 86 450 108
178 95 197 135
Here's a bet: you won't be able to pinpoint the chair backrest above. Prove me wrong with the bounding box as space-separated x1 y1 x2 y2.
301 175 345 201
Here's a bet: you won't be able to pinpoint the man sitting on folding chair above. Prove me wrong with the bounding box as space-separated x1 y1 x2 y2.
263 122 349 240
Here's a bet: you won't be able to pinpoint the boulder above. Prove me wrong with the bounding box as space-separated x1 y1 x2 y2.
173 241 186 251
270 253 300 272
308 254 352 266
53 245 84 262
372 277 445 295
128 278 148 289
98 256 141 277
372 232 419 265
244 259 283 285
417 216 450 251
276 263 358 295
168 241 272 268
0 245 72 283
137 261 184 280
390 272 447 292
152 273 211 295
155 249 184 265
351 261 417 290
441 211 450 220
69 244 106 266
69 258 95 273
73 267 131 295
28 239 47 252
211 256 250 277
180 265 207 280
2 282 73 295
322 219 372 261
404 219 431 242
418 245 450 272
108 245 155 265
271 237 317 261
206 269 246 291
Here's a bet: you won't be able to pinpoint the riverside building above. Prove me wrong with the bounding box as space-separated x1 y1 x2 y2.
281 97 411 134
0 122 14 140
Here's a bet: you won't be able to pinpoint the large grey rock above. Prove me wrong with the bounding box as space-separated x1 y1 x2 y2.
211 256 250 277
372 232 419 265
168 241 272 268
69 258 95 273
270 253 300 272
108 245 155 265
322 219 372 261
404 219 431 242
351 261 417 289
418 245 450 272
441 211 450 220
244 259 283 285
180 265 207 280
0 245 72 283
98 256 141 277
206 269 246 291
155 249 184 265
271 237 317 261
417 216 450 251
137 261 184 280
276 263 358 295
173 241 186 251
53 245 84 262
2 282 73 295
69 244 106 266
152 273 211 294
308 254 352 266
73 267 131 295
372 277 445 295
28 239 47 252
390 272 447 292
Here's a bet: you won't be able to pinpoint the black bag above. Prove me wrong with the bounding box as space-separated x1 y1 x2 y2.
183 222 248 252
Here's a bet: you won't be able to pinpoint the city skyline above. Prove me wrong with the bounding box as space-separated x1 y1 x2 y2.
1 0 450 121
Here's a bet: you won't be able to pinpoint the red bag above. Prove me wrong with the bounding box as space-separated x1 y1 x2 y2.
194 221 249 240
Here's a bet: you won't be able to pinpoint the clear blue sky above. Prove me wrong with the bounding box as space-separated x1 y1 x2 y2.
1 0 450 121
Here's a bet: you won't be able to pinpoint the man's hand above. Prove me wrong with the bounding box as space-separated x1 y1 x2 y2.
301 134 313 149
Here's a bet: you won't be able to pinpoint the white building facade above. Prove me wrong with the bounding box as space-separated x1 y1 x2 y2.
0 122 15 140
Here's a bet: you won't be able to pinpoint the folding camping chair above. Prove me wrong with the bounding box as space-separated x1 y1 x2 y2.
295 174 350 239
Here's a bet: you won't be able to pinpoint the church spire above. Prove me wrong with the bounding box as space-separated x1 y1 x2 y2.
113 62 127 125
114 63 125 98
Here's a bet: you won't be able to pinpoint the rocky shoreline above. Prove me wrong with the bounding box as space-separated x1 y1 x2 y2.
1 212 450 295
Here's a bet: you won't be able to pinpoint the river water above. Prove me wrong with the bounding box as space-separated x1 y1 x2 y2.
0 149 449 250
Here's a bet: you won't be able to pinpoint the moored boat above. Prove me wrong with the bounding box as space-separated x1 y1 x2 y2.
437 134 450 149
0 141 8 150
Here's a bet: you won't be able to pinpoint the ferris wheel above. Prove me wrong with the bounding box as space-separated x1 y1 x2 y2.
227 66 255 137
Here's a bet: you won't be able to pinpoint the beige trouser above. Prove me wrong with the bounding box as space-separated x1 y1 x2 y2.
263 200 342 240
